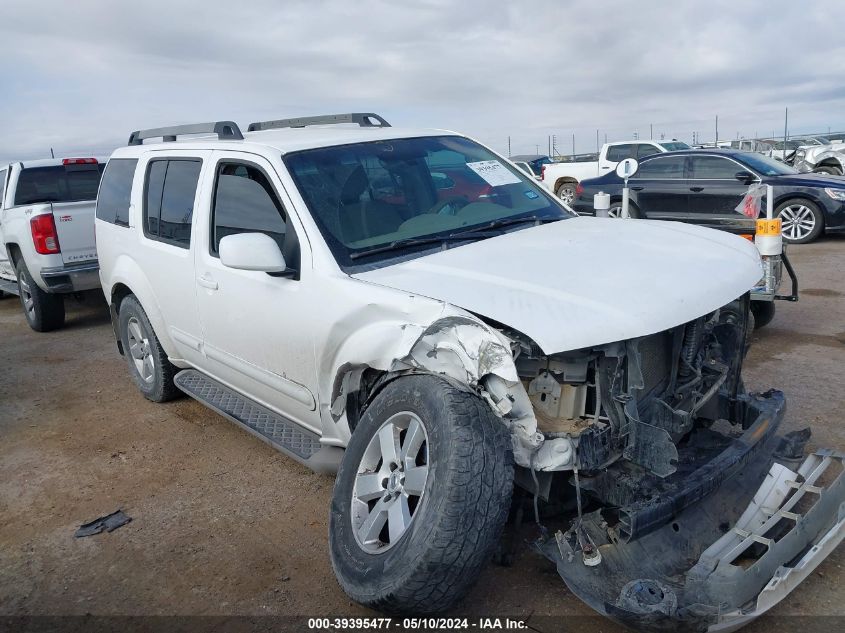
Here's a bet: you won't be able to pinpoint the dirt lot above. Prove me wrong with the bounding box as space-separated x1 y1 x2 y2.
1 237 844 631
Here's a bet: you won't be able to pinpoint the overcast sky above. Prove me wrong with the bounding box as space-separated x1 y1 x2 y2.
2 0 844 163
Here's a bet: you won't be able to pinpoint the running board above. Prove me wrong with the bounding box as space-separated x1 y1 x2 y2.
0 278 20 296
173 369 342 474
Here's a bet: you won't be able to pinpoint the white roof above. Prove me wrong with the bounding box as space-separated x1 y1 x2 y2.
111 125 459 159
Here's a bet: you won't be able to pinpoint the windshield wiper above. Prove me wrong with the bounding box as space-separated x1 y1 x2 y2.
348 215 563 261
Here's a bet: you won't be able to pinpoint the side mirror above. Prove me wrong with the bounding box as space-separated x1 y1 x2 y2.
219 233 288 274
735 171 755 184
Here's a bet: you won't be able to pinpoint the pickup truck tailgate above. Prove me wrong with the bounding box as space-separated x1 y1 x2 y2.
52 200 97 265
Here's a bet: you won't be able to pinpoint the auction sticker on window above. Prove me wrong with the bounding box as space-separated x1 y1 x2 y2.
467 160 522 187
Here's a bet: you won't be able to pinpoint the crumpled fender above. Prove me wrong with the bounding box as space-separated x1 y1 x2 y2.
322 301 558 467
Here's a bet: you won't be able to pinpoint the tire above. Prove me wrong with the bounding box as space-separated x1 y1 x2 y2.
750 301 776 329
15 259 65 332
608 201 642 219
555 181 577 205
329 374 514 614
777 198 824 244
814 165 842 176
117 295 180 402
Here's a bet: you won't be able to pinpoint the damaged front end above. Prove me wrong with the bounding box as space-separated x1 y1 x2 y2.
492 296 845 632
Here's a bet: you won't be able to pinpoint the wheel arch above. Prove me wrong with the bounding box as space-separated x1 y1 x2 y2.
554 176 579 192
324 313 548 470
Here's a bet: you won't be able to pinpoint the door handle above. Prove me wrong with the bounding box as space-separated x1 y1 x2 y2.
197 274 218 290
690 187 704 192
631 186 644 191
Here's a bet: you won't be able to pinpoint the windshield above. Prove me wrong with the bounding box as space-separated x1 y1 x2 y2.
14 164 105 206
284 135 569 268
738 153 799 176
660 141 691 151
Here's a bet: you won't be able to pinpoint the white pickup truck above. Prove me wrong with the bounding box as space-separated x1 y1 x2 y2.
0 157 105 331
542 139 690 203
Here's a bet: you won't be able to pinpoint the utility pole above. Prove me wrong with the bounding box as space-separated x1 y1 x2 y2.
650 123 653 139
784 107 788 147
536 144 540 154
596 129 599 154
552 134 558 156
508 136 511 157
572 133 575 159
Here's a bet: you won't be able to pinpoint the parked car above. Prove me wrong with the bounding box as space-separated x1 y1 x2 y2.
0 156 106 330
572 149 845 245
508 154 553 178
511 160 541 180
792 141 845 175
96 114 843 632
541 139 690 204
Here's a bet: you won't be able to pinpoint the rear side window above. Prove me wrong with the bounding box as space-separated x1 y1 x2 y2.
96 159 138 226
0 169 6 207
14 164 105 206
636 144 661 159
606 144 634 162
211 162 287 255
144 159 202 248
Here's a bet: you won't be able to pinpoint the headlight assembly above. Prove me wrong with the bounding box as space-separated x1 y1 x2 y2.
825 187 845 201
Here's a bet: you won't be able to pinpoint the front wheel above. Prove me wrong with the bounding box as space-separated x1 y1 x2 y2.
777 198 824 244
329 374 514 614
15 259 65 332
750 301 776 329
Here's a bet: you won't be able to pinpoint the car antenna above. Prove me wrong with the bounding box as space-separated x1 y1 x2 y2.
50 147 55 158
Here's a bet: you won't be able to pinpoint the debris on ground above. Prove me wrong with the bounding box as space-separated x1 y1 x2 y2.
74 510 132 537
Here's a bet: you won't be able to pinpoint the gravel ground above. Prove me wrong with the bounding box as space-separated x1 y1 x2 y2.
1 236 843 632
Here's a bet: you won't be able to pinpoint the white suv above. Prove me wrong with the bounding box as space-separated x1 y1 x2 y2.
96 114 844 631
0 157 105 330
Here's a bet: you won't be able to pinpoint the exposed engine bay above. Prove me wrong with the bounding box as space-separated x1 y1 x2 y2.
483 296 845 632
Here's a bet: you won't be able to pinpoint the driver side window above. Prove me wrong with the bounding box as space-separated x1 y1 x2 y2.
210 161 291 260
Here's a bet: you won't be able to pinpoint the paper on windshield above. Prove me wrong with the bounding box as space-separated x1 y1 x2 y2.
467 160 522 187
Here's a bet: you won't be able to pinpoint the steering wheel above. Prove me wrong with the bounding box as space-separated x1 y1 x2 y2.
429 196 469 216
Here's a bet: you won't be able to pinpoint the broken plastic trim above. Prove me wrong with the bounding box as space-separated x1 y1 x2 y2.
541 389 845 632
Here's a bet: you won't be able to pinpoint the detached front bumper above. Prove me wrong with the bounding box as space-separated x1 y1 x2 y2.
39 260 100 293
541 390 845 632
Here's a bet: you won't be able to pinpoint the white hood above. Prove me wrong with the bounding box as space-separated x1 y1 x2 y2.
353 217 763 354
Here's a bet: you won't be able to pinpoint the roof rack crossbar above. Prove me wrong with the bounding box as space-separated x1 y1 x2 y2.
247 112 390 132
128 121 244 146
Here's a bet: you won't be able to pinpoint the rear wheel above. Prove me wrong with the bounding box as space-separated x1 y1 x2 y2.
329 374 514 614
814 165 842 176
777 198 824 244
15 259 65 332
555 181 577 205
117 295 180 402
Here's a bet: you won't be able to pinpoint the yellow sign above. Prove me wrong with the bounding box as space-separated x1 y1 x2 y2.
756 218 782 237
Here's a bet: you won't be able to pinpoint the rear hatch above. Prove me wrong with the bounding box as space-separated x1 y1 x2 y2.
14 160 105 264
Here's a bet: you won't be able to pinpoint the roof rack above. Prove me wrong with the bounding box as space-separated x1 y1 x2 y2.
128 121 244 146
247 112 390 132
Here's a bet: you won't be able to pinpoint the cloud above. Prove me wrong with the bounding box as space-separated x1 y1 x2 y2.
1 0 843 162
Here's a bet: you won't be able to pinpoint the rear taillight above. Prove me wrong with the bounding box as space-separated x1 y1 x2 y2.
541 165 547 180
62 157 98 165
30 214 61 254
575 183 584 197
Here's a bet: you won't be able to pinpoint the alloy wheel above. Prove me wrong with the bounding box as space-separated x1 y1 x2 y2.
18 273 35 319
778 204 816 241
351 412 429 553
127 316 155 383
